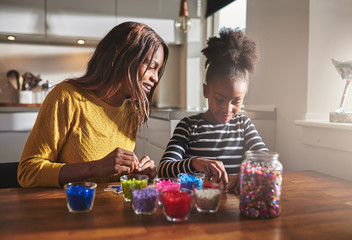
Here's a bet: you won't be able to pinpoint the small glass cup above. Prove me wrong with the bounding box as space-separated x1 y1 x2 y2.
194 182 223 213
162 189 193 222
178 173 205 191
154 177 181 206
120 174 148 202
130 186 159 215
64 182 97 213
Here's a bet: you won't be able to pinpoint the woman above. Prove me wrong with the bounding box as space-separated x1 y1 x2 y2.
18 22 169 187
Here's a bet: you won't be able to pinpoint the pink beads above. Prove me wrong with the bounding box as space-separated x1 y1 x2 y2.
154 178 181 206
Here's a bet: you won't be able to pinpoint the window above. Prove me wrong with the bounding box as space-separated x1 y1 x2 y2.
213 0 247 35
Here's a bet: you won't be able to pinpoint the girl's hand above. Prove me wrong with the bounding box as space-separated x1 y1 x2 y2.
191 157 228 189
133 155 157 180
94 147 139 177
227 174 240 195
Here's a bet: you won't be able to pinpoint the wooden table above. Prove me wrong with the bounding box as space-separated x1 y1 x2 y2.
1 171 352 240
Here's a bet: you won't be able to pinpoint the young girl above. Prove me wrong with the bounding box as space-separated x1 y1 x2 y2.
157 28 267 193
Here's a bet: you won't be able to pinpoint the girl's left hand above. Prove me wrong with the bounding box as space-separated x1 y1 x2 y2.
133 155 157 180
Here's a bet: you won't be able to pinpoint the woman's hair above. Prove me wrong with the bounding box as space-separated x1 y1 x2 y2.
201 27 258 84
66 21 169 126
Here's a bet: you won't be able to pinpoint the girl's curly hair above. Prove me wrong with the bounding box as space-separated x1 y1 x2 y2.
202 27 258 83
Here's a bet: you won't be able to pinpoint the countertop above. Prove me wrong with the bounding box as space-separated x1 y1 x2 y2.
0 105 277 121
151 107 276 121
0 103 41 113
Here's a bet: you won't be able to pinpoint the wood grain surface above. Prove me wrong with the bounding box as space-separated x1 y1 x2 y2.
1 171 352 240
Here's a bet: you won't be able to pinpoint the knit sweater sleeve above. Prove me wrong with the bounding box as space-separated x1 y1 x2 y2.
157 117 197 178
17 83 76 187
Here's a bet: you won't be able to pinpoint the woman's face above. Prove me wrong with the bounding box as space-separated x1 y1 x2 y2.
203 77 247 124
139 45 164 95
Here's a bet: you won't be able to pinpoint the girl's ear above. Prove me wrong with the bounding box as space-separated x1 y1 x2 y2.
203 83 209 98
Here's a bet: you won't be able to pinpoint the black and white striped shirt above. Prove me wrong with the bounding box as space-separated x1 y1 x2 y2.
157 113 268 178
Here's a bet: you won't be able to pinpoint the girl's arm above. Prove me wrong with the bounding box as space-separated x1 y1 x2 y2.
157 118 196 178
243 117 268 151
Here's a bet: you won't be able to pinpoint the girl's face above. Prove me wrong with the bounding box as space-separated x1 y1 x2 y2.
203 77 247 124
139 45 164 95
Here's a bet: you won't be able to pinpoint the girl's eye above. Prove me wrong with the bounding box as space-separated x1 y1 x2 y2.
232 100 242 106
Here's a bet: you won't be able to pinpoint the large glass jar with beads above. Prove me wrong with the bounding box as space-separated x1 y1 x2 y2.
240 150 283 218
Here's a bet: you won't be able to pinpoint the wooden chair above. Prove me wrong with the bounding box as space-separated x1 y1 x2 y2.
0 162 21 188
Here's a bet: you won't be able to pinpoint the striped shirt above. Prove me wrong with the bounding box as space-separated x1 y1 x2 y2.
157 113 268 178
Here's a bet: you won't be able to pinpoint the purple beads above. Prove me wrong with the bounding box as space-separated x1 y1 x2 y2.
131 187 159 215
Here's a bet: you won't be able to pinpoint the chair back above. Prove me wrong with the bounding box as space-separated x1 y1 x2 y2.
0 162 21 188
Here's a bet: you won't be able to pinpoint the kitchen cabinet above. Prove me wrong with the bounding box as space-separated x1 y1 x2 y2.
46 0 116 39
1 0 198 45
116 0 201 44
0 111 38 163
0 0 45 35
134 117 178 167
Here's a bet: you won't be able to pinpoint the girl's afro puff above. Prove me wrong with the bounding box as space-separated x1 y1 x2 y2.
201 27 258 74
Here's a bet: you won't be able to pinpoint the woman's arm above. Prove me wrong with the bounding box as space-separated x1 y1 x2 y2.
59 147 139 186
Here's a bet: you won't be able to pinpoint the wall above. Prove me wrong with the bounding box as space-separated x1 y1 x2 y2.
0 43 94 102
307 0 352 119
245 0 309 171
302 0 352 181
246 0 352 181
0 43 182 105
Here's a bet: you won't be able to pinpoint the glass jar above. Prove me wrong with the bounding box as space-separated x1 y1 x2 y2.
240 151 283 218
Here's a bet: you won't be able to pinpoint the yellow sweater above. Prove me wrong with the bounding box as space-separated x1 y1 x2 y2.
18 82 137 187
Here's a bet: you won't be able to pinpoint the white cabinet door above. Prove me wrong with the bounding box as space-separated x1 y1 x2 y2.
116 0 199 44
0 132 30 163
0 0 45 35
46 0 116 39
144 140 165 168
134 136 145 160
116 0 199 19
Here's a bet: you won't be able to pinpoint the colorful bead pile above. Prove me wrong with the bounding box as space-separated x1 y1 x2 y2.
240 161 282 218
162 190 192 221
66 184 95 211
154 179 181 205
121 178 147 201
179 173 204 190
131 187 159 215
194 183 222 213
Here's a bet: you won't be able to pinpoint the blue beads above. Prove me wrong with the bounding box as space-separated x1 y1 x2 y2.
66 184 95 211
179 173 204 190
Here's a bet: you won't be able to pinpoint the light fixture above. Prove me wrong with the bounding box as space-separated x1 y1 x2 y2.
175 0 192 33
7 35 15 41
76 39 85 45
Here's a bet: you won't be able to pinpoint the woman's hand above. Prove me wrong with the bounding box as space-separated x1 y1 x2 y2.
191 157 228 189
133 156 157 180
227 174 240 195
94 147 139 177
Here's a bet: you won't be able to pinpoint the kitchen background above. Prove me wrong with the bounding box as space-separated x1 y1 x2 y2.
0 0 352 181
